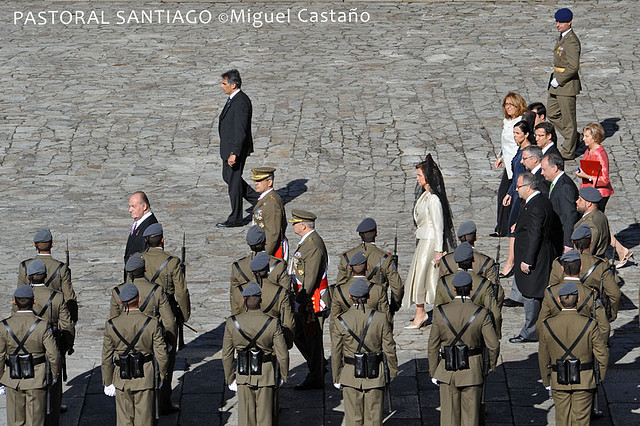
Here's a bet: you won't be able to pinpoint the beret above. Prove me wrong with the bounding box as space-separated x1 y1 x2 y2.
579 187 603 203
452 271 473 288
250 166 276 181
453 242 474 263
561 249 581 263
348 251 367 266
119 283 139 302
356 218 377 233
250 252 271 272
349 278 370 297
571 224 592 240
15 285 34 299
558 282 578 296
289 209 317 224
246 225 266 245
242 282 262 297
125 253 145 272
555 8 573 23
26 259 46 276
33 229 53 243
143 223 163 237
456 221 477 237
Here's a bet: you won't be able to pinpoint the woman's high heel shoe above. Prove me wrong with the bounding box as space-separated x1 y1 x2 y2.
499 268 514 278
617 251 634 269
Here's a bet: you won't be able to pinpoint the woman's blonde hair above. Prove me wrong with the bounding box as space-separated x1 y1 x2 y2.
583 122 605 144
502 92 527 119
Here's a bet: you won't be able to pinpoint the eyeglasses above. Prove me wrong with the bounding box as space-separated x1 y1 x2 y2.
521 156 532 161
534 133 546 138
504 102 516 107
516 184 530 189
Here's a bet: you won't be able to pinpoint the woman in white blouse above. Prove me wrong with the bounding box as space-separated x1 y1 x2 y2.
491 92 528 237
403 155 456 328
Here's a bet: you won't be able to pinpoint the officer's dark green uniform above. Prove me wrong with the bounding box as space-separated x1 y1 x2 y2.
337 218 404 315
18 229 78 322
0 285 60 426
428 272 500 426
574 188 610 259
231 226 290 315
222 283 289 426
538 282 609 426
250 167 288 257
331 251 390 324
22 260 74 426
139 223 189 413
549 225 621 320
330 279 397 425
102 284 169 426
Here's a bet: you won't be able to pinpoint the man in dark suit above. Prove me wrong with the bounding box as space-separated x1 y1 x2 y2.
217 69 259 228
535 122 563 162
541 153 579 251
510 173 561 343
125 191 157 266
521 145 550 196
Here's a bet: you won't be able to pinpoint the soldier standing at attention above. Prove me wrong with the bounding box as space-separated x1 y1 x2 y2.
19 229 78 323
538 282 609 426
428 272 500 426
0 285 60 426
337 218 403 318
330 279 397 425
139 223 188 414
102 284 168 426
289 209 329 390
222 283 289 426
250 167 288 261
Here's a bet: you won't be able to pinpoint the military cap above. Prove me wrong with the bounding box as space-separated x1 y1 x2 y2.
571 224 592 240
561 249 581 263
125 253 145 272
246 225 266 245
348 251 367 266
452 271 473 288
349 278 370 297
579 187 602 203
250 252 270 272
456 221 477 237
143 223 163 237
288 209 317 224
356 218 377 233
26 258 46 276
558 282 578 296
242 282 262 297
15 285 34 299
555 8 573 23
453 242 474 263
119 283 139 302
250 166 276 181
33 229 53 243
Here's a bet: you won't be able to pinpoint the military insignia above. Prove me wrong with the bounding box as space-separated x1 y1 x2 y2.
297 269 305 275
254 209 263 221
294 252 301 258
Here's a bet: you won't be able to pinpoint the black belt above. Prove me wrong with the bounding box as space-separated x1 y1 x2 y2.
5 355 45 367
343 354 381 365
114 354 154 366
551 362 593 371
439 348 482 359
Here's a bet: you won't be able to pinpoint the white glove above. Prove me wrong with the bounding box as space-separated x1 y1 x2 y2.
550 78 559 88
52 378 58 386
280 379 284 387
333 383 341 390
228 380 237 392
431 378 439 386
545 386 551 391
104 384 116 397
0 386 5 395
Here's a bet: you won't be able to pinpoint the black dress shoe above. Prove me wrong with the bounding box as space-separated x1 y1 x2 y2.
489 232 505 238
159 404 180 415
216 221 243 228
502 298 524 308
294 381 323 390
509 335 537 343
499 269 514 279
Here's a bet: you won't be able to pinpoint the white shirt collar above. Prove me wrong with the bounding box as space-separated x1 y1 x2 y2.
525 191 540 203
134 211 152 227
531 164 541 174
298 229 316 245
561 28 572 38
229 88 241 100
17 310 34 314
551 171 564 187
564 276 580 281
258 188 274 200
542 142 555 154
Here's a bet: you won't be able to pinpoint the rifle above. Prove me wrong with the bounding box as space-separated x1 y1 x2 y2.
493 241 501 302
178 232 186 350
382 352 392 412
153 355 160 420
392 224 399 270
480 345 490 425
66 239 71 279
45 357 52 415
592 359 603 417
273 361 281 421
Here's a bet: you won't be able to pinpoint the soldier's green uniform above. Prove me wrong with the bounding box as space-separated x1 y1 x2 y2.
222 283 289 426
337 218 403 314
102 284 169 426
428 273 500 426
330 279 397 425
574 205 610 259
0 286 60 426
250 167 287 257
231 254 289 312
538 282 609 426
18 229 78 322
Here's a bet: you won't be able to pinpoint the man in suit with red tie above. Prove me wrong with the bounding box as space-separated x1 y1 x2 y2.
217 69 259 228
125 191 157 266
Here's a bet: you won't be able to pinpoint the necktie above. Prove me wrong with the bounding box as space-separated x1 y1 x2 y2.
549 182 555 195
131 221 137 235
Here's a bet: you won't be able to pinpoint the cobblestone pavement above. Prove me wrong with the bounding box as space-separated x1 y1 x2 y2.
1 1 639 425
